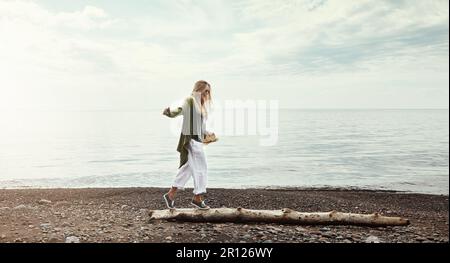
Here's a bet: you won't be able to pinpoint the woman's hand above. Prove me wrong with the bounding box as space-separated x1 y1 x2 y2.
163 107 170 116
203 132 218 145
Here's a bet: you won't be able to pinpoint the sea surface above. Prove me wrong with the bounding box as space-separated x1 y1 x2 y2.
0 109 448 194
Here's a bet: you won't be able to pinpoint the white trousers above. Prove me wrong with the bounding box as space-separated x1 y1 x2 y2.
172 139 208 195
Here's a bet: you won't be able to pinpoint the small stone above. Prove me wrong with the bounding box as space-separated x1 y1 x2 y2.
13 205 27 210
48 234 62 243
55 201 70 206
1 234 6 239
40 223 51 229
121 205 128 210
365 236 381 243
243 234 251 239
65 236 80 243
0 207 10 211
38 199 52 205
165 236 172 241
263 240 273 243
269 226 282 232
321 232 333 238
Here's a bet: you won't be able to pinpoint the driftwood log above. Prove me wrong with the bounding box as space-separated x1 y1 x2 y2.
148 207 409 226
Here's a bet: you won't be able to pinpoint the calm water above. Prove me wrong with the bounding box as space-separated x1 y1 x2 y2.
0 110 448 194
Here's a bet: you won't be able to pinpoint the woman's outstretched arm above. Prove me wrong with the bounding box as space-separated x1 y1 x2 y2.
163 106 182 118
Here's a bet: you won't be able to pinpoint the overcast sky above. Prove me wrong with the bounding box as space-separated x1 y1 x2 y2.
0 0 448 110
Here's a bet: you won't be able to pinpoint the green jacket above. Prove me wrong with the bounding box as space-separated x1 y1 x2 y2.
165 96 203 168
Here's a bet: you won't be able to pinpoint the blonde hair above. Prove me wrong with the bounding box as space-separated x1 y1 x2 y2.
192 80 212 117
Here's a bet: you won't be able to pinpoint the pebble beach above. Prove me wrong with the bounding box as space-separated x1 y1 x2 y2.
0 187 448 243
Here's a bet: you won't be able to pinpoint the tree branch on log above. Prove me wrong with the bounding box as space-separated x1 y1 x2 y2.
148 207 409 226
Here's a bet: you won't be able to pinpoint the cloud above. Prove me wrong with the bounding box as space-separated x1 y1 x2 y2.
0 0 448 110
222 0 449 75
0 1 115 29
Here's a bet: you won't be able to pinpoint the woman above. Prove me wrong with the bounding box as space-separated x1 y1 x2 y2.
162 80 216 210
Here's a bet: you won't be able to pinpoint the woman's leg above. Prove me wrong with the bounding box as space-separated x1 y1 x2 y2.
188 140 208 200
167 186 177 200
170 160 192 199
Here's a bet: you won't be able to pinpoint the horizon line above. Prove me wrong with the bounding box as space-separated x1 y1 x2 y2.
0 108 448 112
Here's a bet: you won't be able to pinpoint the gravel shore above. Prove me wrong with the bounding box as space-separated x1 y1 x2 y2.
0 187 448 243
